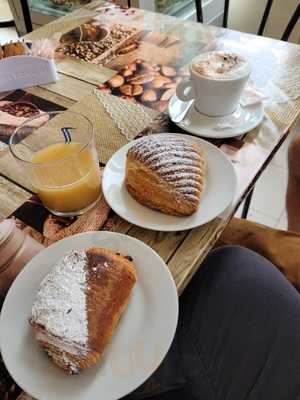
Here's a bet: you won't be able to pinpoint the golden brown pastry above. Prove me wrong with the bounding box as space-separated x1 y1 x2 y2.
2 43 14 58
2 41 26 58
30 247 136 374
125 135 206 216
0 46 4 60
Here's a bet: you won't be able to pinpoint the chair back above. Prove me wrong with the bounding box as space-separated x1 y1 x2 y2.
194 0 300 41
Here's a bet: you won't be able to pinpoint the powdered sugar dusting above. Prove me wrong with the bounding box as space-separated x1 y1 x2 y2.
150 156 200 169
128 135 206 203
31 250 88 347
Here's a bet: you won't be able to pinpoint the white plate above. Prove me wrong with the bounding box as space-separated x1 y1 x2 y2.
0 231 178 400
168 94 264 139
102 133 237 231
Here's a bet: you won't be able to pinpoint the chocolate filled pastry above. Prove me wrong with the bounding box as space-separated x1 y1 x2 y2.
30 247 136 374
125 136 206 216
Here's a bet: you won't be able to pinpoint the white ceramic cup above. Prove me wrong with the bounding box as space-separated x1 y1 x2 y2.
176 52 251 117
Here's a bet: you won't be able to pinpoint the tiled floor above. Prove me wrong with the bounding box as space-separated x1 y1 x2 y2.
0 15 299 232
236 120 300 230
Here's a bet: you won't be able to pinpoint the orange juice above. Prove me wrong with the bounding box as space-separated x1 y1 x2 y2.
32 142 101 214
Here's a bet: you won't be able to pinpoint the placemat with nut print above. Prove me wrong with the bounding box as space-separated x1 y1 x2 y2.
52 3 143 80
96 28 207 112
45 1 205 89
98 58 188 112
25 3 143 85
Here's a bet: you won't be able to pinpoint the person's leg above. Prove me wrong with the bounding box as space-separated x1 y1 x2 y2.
287 131 300 232
136 246 300 400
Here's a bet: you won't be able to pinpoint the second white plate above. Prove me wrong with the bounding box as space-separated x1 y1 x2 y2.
102 133 237 231
0 231 178 400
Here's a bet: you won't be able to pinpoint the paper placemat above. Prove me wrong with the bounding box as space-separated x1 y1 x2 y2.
265 97 300 131
94 89 158 141
67 91 158 164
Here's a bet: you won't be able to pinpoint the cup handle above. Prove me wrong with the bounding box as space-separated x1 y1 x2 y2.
176 79 195 102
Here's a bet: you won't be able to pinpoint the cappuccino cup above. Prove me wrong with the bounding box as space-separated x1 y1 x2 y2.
176 51 251 117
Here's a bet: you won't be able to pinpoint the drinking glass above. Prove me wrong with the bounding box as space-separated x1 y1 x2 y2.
9 111 101 216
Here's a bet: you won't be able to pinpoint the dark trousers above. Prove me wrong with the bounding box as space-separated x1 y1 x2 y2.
133 246 300 400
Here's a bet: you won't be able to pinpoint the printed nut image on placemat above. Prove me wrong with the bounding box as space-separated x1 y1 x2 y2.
11 193 111 248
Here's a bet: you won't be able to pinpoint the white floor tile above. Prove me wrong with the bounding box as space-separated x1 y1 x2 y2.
251 162 288 220
234 200 245 218
0 27 19 44
272 118 300 168
276 211 288 231
272 141 289 168
247 209 277 228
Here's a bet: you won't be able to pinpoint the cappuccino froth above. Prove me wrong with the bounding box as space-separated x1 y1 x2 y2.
192 52 250 80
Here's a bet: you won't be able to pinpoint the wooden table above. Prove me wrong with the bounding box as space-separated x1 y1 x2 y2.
0 1 300 398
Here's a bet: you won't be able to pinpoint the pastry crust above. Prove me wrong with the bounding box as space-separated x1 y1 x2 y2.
125 136 206 216
30 247 136 374
2 42 27 58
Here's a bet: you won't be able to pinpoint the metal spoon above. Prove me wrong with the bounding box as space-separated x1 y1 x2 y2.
171 100 194 123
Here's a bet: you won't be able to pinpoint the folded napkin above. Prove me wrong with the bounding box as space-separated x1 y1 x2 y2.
240 83 268 107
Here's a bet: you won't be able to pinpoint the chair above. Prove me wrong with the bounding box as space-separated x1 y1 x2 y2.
194 0 300 37
194 0 300 218
0 20 15 28
195 0 203 24
21 0 33 33
6 0 32 34
258 1 300 40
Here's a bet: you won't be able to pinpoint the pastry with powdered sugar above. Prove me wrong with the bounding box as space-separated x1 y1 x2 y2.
30 247 136 374
125 135 206 216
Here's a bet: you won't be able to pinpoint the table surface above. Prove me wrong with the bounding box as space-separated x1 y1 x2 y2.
1 0 300 295
1 1 300 399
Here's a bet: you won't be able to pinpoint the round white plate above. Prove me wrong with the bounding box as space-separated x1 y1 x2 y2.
102 133 237 232
168 94 264 139
0 231 178 400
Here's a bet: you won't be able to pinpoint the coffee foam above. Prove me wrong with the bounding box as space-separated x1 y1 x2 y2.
192 52 250 80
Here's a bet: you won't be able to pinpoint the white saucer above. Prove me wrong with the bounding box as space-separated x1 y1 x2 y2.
102 133 237 232
0 231 178 400
168 94 264 139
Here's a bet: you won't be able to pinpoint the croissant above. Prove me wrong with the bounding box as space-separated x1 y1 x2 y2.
30 247 136 374
2 42 27 58
125 135 206 216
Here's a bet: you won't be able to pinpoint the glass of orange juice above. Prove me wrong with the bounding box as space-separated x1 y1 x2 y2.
9 111 101 216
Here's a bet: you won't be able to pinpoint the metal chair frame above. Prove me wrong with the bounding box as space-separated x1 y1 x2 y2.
21 0 33 33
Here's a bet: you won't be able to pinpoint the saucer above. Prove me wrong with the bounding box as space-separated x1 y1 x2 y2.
168 94 264 139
